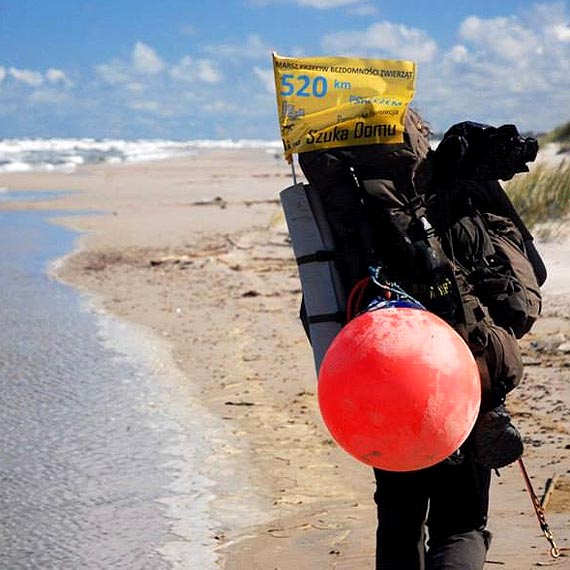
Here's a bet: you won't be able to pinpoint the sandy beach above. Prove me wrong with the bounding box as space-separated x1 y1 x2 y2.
0 149 568 569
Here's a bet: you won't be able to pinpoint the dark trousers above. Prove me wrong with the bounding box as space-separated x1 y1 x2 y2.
374 456 491 570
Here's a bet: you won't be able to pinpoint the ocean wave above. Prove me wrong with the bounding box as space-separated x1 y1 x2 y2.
0 138 283 173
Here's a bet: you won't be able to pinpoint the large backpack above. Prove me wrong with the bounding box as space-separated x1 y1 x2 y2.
295 115 542 467
429 122 542 339
297 115 542 398
298 109 464 327
441 204 542 339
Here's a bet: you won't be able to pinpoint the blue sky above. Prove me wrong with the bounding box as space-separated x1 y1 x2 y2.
0 0 569 140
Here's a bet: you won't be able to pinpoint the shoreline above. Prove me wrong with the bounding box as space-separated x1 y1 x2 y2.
1 150 568 568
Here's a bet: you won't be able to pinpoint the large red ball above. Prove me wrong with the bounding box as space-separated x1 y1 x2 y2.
318 308 481 471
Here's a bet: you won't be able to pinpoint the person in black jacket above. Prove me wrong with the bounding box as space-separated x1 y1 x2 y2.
297 114 545 570
374 123 545 570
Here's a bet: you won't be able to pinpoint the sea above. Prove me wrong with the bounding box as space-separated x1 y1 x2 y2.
0 137 283 173
0 184 264 568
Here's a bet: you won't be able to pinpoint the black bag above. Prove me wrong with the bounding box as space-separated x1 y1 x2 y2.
432 122 543 339
298 109 464 327
445 208 542 338
433 121 538 182
296 116 539 471
470 405 524 469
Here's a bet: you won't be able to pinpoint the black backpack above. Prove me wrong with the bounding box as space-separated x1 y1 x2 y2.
298 115 543 341
297 116 541 467
429 122 542 338
298 109 464 328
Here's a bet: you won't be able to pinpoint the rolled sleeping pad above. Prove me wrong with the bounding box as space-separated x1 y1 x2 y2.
280 183 347 374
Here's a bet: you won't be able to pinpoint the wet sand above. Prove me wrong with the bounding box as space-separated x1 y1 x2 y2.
1 150 568 569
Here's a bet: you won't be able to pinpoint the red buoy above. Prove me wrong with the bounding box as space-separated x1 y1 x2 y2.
318 308 481 471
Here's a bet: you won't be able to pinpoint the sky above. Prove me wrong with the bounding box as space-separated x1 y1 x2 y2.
0 0 569 140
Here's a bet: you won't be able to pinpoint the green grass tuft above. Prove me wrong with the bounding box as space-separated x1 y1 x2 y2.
504 161 570 229
539 121 570 145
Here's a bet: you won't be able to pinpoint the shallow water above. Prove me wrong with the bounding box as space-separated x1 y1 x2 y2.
0 189 71 202
0 199 222 569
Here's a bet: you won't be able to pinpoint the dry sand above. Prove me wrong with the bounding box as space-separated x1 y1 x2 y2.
0 149 568 569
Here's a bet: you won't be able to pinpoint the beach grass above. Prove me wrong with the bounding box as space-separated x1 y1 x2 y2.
504 160 570 230
539 120 570 153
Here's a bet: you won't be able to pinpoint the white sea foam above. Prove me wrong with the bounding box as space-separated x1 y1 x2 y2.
1 161 33 173
6 136 561 174
0 138 282 173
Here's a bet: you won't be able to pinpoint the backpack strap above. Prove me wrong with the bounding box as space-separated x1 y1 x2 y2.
474 352 495 413
296 250 338 265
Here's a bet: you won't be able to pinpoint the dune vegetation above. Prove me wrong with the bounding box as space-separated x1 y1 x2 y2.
505 161 570 229
503 121 570 230
538 120 570 150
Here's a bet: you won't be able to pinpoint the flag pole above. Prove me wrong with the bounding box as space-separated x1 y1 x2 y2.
291 156 298 185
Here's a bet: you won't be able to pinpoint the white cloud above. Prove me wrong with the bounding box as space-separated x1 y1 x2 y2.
309 3 569 133
526 2 570 42
553 23 570 41
322 21 438 62
196 60 222 83
126 82 146 93
446 45 469 64
203 99 238 114
96 61 131 85
126 99 180 119
97 43 223 88
29 89 71 104
130 100 158 111
459 16 539 64
535 3 570 42
204 34 270 60
9 67 44 87
253 66 275 93
90 42 228 131
415 3 570 132
170 56 194 82
94 42 164 85
170 56 223 83
0 64 73 117
4 4 567 139
46 68 73 86
132 42 165 75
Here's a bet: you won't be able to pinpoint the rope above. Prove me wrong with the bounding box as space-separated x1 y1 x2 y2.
346 266 426 323
369 266 426 310
518 458 561 559
346 277 371 322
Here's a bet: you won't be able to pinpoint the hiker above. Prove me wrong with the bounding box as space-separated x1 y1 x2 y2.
296 111 545 569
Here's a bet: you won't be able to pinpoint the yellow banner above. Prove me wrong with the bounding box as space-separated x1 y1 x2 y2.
273 53 416 158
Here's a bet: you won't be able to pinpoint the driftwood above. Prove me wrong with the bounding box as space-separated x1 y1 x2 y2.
540 473 559 509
